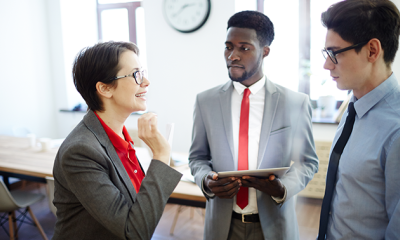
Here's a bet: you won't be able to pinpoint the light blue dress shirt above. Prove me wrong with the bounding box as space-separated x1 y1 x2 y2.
326 74 400 240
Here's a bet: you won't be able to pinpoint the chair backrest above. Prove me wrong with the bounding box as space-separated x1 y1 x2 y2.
45 177 57 216
0 180 19 212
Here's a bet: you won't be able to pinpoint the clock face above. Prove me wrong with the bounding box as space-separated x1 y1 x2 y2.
163 0 211 33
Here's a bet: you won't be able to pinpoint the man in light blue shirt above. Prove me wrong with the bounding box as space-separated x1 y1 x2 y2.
318 0 400 239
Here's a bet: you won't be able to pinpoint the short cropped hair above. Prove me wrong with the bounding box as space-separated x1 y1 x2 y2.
322 0 400 64
227 10 274 46
72 41 139 112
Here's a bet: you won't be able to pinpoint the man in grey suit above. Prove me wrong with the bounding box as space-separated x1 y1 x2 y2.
53 41 182 240
189 11 318 240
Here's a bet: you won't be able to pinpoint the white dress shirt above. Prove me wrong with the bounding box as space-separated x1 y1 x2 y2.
232 77 265 214
201 76 285 210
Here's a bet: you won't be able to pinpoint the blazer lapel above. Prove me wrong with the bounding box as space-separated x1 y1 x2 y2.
83 110 137 202
219 81 235 165
257 77 280 168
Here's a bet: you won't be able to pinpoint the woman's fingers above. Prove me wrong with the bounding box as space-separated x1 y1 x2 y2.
138 113 157 140
148 114 159 135
137 113 170 164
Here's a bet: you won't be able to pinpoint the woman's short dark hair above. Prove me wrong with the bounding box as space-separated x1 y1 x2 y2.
322 0 400 65
72 41 139 112
227 10 274 47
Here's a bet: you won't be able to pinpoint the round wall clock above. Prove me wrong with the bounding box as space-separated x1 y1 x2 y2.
163 0 211 33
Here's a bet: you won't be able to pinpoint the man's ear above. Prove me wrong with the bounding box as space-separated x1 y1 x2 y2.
263 46 270 58
96 82 113 99
366 38 383 63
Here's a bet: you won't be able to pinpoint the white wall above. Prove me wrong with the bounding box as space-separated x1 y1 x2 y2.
143 0 235 152
0 0 56 138
52 0 99 137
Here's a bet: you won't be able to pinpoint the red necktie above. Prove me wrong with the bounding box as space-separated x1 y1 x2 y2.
237 88 250 209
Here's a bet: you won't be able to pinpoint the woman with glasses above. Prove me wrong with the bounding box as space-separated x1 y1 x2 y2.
52 41 182 240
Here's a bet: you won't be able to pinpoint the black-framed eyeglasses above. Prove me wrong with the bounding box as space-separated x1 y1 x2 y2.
112 69 147 85
322 41 370 64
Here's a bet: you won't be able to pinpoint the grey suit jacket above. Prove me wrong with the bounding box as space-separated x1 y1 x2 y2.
189 78 319 240
52 110 182 240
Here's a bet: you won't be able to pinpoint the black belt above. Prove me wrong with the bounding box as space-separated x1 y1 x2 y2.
232 211 260 223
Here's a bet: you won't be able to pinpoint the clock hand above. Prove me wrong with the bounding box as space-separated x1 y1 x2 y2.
172 3 196 18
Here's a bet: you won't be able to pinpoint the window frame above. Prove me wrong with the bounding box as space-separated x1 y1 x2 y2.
96 1 142 44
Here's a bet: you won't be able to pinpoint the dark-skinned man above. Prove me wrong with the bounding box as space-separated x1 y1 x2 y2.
189 10 318 240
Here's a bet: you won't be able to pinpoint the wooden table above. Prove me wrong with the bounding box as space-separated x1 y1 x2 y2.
0 135 205 207
0 136 56 187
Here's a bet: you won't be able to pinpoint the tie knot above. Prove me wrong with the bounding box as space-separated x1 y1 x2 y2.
348 102 356 117
243 88 251 98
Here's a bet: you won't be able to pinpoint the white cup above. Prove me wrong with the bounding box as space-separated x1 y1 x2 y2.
317 95 336 118
39 138 52 152
26 133 36 148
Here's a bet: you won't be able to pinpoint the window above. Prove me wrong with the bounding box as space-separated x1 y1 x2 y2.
263 1 299 92
64 0 147 110
309 0 347 101
97 0 147 67
235 0 257 12
250 0 347 121
244 1 347 98
234 0 299 92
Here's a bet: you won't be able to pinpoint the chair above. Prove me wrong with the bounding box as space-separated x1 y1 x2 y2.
45 177 56 216
170 206 205 235
0 180 48 240
11 126 33 188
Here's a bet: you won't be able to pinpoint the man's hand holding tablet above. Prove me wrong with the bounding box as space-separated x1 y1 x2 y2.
217 167 289 199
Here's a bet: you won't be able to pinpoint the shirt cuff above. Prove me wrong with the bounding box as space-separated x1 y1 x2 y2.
201 174 215 198
271 185 287 205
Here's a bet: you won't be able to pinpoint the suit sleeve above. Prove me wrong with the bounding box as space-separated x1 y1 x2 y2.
279 96 319 200
60 144 182 240
384 132 400 239
189 95 214 199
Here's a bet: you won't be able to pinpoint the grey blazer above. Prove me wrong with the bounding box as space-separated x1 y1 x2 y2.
189 78 319 240
52 110 182 240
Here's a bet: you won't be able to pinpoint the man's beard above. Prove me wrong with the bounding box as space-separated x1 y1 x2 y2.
228 57 262 82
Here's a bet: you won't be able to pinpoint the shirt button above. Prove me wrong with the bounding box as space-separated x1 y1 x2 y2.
134 170 137 173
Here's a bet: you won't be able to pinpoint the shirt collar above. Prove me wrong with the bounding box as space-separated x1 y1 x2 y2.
351 73 398 118
93 111 134 152
233 76 266 95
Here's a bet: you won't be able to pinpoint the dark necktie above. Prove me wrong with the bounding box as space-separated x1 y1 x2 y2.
237 88 250 209
318 102 356 240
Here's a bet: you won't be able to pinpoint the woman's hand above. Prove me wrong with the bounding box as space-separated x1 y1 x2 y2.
137 113 170 165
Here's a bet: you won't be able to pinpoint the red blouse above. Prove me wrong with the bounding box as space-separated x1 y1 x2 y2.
94 112 145 193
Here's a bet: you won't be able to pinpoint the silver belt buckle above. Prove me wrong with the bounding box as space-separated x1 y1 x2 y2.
242 213 252 223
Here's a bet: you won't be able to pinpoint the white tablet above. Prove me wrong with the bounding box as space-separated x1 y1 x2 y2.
218 167 290 178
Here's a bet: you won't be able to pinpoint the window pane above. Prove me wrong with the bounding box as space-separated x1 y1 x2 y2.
235 0 257 12
264 1 299 92
310 0 348 101
136 6 147 68
100 8 130 42
98 0 141 4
